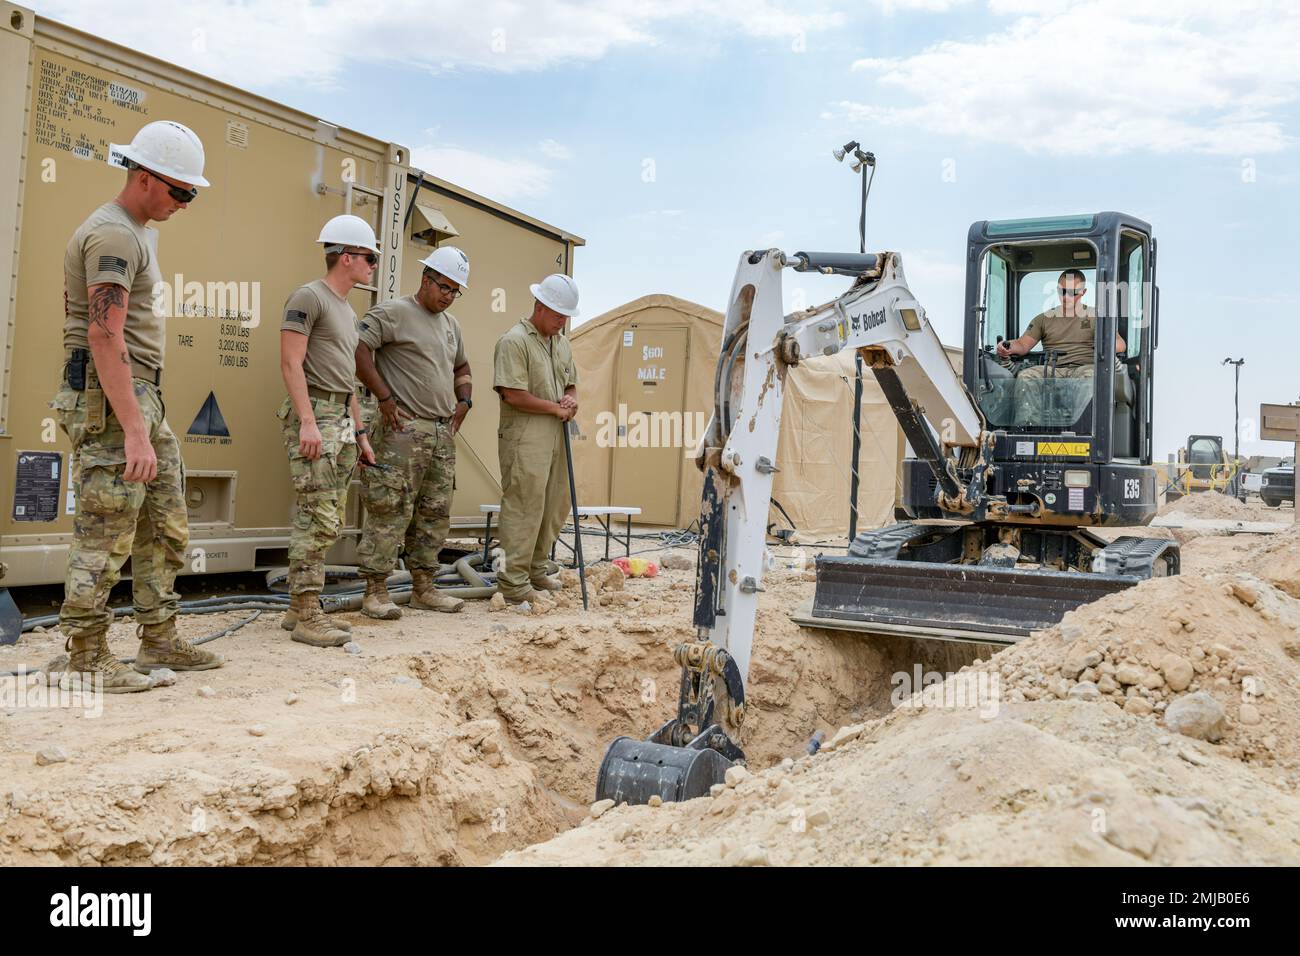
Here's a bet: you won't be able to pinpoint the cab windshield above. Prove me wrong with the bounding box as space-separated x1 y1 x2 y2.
975 241 1099 432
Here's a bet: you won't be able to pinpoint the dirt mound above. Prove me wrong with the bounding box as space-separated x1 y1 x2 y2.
1160 492 1264 521
501 530 1300 866
502 697 1300 866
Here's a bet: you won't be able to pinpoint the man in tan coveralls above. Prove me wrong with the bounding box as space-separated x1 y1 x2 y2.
492 274 581 604
54 121 223 694
353 247 474 618
997 269 1126 424
278 215 376 647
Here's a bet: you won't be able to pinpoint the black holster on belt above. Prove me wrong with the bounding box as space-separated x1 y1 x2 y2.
66 348 88 390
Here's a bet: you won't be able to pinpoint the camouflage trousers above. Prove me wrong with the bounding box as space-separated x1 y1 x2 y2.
496 415 570 600
278 396 358 594
356 416 456 575
51 380 188 640
1013 363 1094 425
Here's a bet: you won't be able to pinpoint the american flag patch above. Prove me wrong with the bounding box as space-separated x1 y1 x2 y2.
97 255 128 276
285 309 308 325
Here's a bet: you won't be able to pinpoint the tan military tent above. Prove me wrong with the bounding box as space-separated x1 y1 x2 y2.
569 294 909 538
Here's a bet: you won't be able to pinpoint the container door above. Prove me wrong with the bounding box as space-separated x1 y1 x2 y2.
610 326 688 525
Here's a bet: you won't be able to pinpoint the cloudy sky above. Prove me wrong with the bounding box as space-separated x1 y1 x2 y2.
45 0 1300 458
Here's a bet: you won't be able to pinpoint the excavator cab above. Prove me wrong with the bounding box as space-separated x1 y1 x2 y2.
900 212 1160 527
1187 436 1227 481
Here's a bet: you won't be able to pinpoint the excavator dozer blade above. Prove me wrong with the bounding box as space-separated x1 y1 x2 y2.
595 736 734 806
804 556 1137 644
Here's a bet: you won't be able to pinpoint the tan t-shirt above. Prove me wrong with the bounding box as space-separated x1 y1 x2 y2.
1025 305 1096 368
280 279 359 393
63 201 166 370
358 295 466 419
493 317 578 427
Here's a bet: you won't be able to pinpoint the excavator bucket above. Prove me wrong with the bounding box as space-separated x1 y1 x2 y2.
797 555 1137 644
596 736 735 805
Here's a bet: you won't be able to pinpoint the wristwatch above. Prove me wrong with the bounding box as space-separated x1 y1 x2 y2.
458 397 473 410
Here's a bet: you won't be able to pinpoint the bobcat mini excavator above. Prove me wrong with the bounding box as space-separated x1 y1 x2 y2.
596 212 1178 805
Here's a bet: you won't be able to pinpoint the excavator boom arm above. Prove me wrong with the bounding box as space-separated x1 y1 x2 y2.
694 249 983 693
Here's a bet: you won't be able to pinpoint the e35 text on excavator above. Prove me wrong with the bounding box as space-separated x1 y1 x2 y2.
597 211 1177 805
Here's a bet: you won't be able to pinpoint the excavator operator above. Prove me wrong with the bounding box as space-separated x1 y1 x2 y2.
995 269 1125 423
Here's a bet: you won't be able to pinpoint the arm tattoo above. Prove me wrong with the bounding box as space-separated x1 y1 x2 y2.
88 285 126 336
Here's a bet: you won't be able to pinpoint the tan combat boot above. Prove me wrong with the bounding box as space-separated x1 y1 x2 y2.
66 633 151 694
503 588 547 606
530 575 563 592
281 596 352 632
409 569 464 613
134 619 224 673
362 575 402 620
290 592 351 647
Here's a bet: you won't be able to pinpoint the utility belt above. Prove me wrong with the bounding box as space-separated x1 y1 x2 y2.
307 385 351 404
65 348 161 389
392 397 451 430
399 399 451 426
64 348 161 435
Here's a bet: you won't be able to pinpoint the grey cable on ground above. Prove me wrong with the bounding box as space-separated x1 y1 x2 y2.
1 611 264 677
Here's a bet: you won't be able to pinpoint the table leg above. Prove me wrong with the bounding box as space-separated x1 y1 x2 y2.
625 515 633 558
482 513 492 565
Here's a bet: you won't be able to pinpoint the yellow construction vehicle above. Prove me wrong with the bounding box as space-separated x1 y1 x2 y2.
1163 435 1239 501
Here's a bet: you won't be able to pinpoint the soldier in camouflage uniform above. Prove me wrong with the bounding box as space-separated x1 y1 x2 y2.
277 215 377 647
354 248 474 618
54 121 223 694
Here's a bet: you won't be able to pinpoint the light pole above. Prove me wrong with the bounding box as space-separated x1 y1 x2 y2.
833 141 875 542
1222 357 1245 497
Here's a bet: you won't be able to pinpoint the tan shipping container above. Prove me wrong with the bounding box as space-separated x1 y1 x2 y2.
0 3 582 587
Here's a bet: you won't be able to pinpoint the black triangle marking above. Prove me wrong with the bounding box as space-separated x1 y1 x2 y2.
188 391 230 437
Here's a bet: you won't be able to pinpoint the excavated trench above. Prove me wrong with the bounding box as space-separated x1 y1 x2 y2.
0 571 995 866
281 598 993 865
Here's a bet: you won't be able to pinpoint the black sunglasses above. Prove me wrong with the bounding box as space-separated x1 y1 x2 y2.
344 250 379 266
134 164 198 203
1058 287 1085 297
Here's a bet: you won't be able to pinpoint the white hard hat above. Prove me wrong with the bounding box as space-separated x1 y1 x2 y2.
420 246 470 289
530 273 580 317
317 214 380 254
108 121 210 188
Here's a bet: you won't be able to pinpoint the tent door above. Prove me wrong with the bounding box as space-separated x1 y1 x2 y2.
611 326 689 525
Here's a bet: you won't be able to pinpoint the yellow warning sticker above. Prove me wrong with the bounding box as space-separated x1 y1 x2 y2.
1037 441 1090 456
